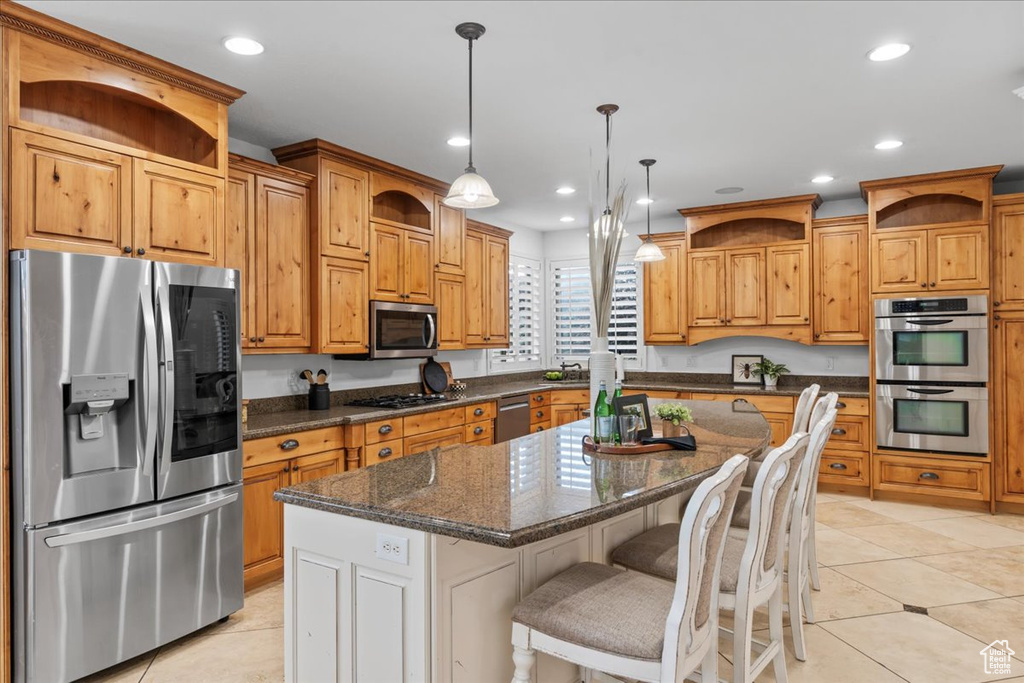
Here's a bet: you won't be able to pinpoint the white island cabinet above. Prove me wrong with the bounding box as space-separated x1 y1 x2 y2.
276 402 770 682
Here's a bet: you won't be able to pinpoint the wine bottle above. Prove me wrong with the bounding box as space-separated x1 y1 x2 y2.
594 381 614 444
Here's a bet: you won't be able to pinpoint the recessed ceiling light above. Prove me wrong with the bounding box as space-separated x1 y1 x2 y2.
715 186 744 195
636 197 654 205
223 36 264 56
811 175 834 184
556 186 576 195
874 139 903 150
559 216 575 223
446 136 470 147
868 43 911 62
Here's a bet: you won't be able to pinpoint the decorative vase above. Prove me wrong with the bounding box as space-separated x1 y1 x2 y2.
763 375 778 389
662 420 686 438
589 336 616 433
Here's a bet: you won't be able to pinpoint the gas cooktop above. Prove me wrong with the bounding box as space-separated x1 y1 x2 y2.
347 393 450 410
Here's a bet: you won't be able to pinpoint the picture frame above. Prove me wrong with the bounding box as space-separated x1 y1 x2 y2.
731 354 764 385
612 393 653 439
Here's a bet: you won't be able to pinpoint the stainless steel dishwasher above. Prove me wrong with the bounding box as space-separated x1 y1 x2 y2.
495 393 531 442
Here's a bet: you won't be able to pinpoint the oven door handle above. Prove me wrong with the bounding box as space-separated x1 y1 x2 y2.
905 318 955 326
906 387 955 395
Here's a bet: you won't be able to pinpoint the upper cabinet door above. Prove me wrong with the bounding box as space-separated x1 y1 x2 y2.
688 251 726 327
369 222 404 302
434 196 466 274
464 230 486 346
11 128 132 256
812 221 869 344
643 239 687 343
134 159 223 266
226 169 258 348
871 229 927 294
766 244 809 326
436 273 466 350
726 248 766 326
320 159 369 261
404 230 435 304
255 176 310 350
485 236 510 346
928 225 989 291
994 198 1024 310
320 257 368 354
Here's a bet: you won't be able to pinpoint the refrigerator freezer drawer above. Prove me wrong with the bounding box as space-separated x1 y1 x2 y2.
17 485 243 683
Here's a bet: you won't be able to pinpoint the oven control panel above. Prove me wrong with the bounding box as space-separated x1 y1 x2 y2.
891 298 968 314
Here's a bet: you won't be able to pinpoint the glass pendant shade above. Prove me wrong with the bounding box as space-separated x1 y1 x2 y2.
444 170 499 208
635 237 666 262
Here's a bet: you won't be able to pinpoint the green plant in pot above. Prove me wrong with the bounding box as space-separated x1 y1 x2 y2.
654 403 693 438
752 358 789 389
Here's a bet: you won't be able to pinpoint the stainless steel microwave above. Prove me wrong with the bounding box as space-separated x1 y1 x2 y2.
370 301 438 359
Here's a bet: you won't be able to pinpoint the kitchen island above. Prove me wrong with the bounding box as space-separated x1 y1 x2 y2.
274 399 771 682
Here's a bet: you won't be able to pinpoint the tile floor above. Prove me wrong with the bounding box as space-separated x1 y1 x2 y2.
87 491 1024 682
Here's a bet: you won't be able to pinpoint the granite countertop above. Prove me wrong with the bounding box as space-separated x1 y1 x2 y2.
243 376 868 440
273 398 772 547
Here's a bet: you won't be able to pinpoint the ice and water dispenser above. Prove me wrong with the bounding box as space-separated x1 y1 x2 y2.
63 372 134 475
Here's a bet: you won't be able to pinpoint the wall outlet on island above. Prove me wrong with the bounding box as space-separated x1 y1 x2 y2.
375 533 409 565
826 356 836 371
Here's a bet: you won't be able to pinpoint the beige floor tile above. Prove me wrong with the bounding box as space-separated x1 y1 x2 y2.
80 652 156 683
844 522 977 556
930 599 1024 664
813 526 902 566
814 502 900 528
848 497 980 522
913 517 1024 549
975 513 1024 533
822 611 1007 683
834 558 1001 607
820 491 872 503
807 566 903 622
208 580 284 635
918 546 1024 597
813 492 839 503
142 627 283 683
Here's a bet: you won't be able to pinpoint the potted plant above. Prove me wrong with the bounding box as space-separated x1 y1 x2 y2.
752 358 789 389
654 403 693 438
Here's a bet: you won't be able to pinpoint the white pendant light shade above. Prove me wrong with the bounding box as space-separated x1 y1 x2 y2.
635 237 665 262
444 170 499 208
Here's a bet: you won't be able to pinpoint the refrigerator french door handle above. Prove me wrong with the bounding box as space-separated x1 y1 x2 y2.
139 288 159 477
42 492 239 548
156 278 175 476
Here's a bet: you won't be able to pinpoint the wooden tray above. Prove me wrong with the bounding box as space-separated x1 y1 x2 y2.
581 435 675 455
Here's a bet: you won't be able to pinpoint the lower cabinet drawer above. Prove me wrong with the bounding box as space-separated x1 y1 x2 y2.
404 408 465 437
365 418 403 444
835 397 869 417
818 451 868 486
404 426 464 456
464 419 493 444
364 438 404 467
873 455 990 501
702 393 795 414
244 426 344 468
531 406 550 424
464 402 496 423
532 421 552 433
551 389 589 405
825 416 869 451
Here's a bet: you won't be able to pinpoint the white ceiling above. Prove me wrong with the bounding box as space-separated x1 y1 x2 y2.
22 1 1024 233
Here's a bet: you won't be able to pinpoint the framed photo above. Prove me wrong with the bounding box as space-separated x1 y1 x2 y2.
612 393 653 439
732 354 764 385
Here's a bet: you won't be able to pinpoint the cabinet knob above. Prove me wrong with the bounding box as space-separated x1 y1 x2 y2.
280 439 299 451
123 245 132 254
249 336 257 343
536 410 544 418
533 396 544 402
474 426 484 435
995 314 1001 321
814 333 821 339
474 408 484 416
919 472 940 481
920 282 927 288
136 247 146 256
365 251 370 257
994 301 1001 307
258 336 265 342
804 317 809 322
829 463 847 471
282 465 291 472
929 282 936 287
378 447 393 458
726 319 732 324
536 426 544 432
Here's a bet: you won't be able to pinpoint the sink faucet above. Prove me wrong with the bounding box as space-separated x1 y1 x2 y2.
559 362 583 382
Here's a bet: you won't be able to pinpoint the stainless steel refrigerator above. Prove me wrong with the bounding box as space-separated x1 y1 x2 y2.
10 250 244 683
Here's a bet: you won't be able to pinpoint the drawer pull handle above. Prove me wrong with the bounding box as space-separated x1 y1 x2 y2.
536 410 544 418
919 472 940 481
474 408 484 416
280 439 299 451
378 447 393 458
536 426 544 432
379 424 393 435
831 428 847 436
474 426 484 435
836 401 847 409
534 396 544 402
829 463 847 471
733 398 749 404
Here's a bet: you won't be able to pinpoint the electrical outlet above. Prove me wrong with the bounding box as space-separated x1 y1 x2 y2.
375 533 409 565
685 356 698 368
826 356 836 371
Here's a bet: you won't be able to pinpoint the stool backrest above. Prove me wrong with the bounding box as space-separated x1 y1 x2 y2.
662 454 749 682
791 384 821 436
790 407 838 554
808 392 838 431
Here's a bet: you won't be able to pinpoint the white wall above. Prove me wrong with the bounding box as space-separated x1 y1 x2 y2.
228 137 277 164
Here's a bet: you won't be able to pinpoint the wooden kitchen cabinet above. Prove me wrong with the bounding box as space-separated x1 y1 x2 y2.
726 248 767 326
993 195 1024 311
436 273 467 350
134 159 223 267
405 426 464 456
290 450 344 485
319 158 370 261
242 461 290 591
928 225 988 291
369 222 435 303
812 217 869 344
688 250 727 327
435 195 466 274
226 168 258 348
995 310 1024 502
642 237 687 343
405 230 436 303
465 222 511 348
763 412 794 449
320 257 369 354
871 229 927 293
551 405 582 427
766 243 809 326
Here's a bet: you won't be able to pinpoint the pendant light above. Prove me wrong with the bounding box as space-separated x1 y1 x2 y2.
593 104 622 236
443 22 499 209
634 159 665 262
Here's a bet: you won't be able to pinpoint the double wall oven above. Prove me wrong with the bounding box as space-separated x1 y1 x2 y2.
874 295 988 456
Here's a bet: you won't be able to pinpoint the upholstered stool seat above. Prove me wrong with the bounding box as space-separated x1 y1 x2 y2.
612 525 748 593
512 562 675 661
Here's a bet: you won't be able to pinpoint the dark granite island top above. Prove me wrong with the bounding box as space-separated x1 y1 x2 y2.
273 398 771 548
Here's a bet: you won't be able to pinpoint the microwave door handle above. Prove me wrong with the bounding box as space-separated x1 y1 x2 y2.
425 313 436 349
139 289 159 477
905 319 955 326
156 280 175 476
907 387 955 395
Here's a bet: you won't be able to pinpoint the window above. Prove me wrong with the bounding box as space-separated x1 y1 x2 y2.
490 256 543 372
550 259 644 368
